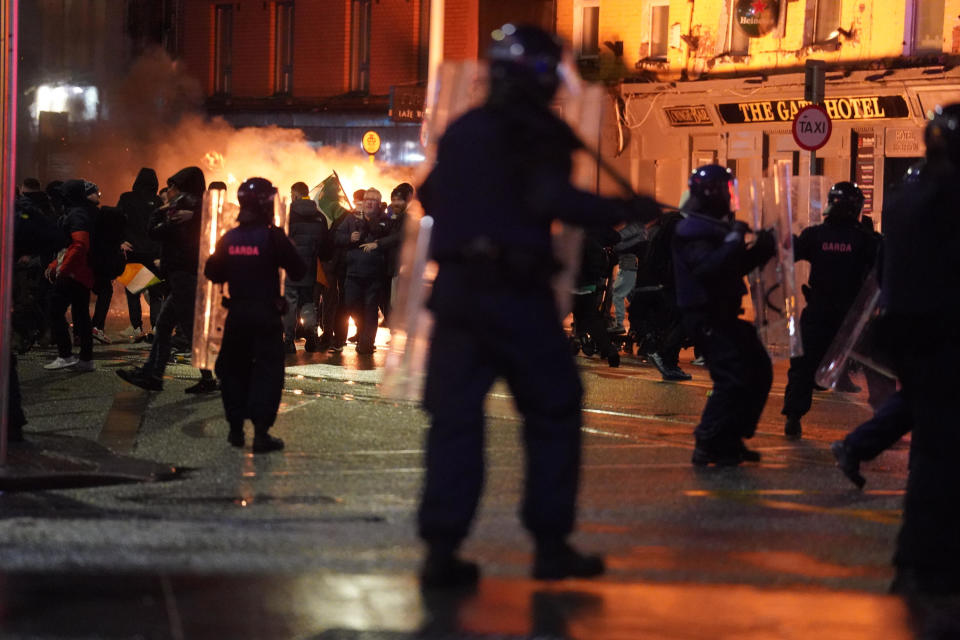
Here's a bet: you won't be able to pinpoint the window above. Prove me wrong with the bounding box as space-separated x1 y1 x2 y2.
274 2 294 95
650 1 669 59
213 4 233 95
573 1 600 58
728 1 750 55
805 0 842 45
905 0 945 54
350 0 371 93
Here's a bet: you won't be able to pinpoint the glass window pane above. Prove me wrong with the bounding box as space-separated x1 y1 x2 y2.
581 6 599 56
814 0 841 42
916 0 945 52
651 6 669 58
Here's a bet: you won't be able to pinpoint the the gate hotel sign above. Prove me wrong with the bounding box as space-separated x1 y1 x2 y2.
717 96 910 124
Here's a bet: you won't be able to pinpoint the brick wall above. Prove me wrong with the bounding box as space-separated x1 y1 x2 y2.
370 0 421 94
443 0 479 61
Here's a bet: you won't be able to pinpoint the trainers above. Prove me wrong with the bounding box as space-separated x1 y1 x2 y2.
420 551 480 590
532 539 605 581
121 326 147 343
44 356 79 370
784 415 802 440
185 378 219 394
328 343 344 353
73 359 95 372
92 328 112 344
116 367 163 391
691 355 706 366
831 440 866 489
662 366 692 381
252 433 284 453
646 351 669 376
607 325 626 335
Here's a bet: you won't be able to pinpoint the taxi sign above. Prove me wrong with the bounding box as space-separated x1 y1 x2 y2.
362 130 381 155
792 104 832 151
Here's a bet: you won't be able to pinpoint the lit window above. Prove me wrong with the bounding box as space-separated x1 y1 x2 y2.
650 1 669 59
214 4 233 95
574 0 600 58
805 0 841 45
906 0 945 54
350 0 372 93
728 0 750 55
274 2 294 95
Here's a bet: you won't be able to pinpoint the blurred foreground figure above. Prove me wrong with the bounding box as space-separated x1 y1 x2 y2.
204 178 306 453
416 23 660 588
882 104 960 596
672 165 777 466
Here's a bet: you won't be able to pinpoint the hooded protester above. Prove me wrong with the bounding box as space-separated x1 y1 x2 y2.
117 168 164 342
116 166 218 394
282 181 327 353
42 179 99 371
205 177 307 453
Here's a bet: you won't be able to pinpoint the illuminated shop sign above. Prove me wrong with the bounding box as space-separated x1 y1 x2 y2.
663 105 713 126
717 96 910 124
735 0 780 38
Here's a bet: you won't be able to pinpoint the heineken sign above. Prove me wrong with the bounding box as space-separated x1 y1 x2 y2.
736 0 780 38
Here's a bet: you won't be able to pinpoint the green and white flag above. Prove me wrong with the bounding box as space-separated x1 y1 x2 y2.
311 171 353 227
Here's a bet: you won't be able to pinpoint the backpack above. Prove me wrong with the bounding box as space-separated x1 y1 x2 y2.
89 206 127 279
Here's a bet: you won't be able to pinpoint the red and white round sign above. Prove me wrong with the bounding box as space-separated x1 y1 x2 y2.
792 104 832 151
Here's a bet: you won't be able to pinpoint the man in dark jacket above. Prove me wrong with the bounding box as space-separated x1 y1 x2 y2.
13 181 61 351
672 165 776 466
781 182 878 440
415 25 660 588
116 166 217 394
373 182 414 324
43 179 98 372
336 188 391 355
283 181 328 353
118 168 163 342
572 226 620 367
205 178 307 453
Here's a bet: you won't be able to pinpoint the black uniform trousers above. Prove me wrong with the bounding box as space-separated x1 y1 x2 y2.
418 287 583 548
843 390 910 461
143 271 211 380
125 282 165 332
49 277 93 361
343 275 382 351
783 307 841 418
892 338 960 594
215 314 285 432
571 289 613 357
687 316 772 444
91 277 113 331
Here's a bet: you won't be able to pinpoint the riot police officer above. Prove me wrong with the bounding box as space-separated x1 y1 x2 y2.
781 182 878 439
203 178 307 453
881 104 960 596
673 165 777 466
416 23 660 588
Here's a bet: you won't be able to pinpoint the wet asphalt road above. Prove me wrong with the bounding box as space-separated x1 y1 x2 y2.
0 326 930 639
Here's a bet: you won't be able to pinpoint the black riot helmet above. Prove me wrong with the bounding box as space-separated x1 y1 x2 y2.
687 164 738 219
486 23 563 107
825 181 864 220
924 103 960 167
237 177 277 225
903 160 925 185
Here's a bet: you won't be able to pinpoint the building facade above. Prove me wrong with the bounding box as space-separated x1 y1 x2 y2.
556 0 960 225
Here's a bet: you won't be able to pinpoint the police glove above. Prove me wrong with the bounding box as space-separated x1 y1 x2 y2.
724 220 751 244
752 228 777 263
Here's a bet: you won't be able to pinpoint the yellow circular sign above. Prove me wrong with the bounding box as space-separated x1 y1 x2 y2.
362 130 381 155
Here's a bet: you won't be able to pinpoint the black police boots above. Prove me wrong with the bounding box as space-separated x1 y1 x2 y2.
227 422 245 448
532 538 605 580
691 436 742 467
739 440 762 462
116 367 163 391
420 547 480 590
252 430 284 453
784 415 802 440
831 440 866 489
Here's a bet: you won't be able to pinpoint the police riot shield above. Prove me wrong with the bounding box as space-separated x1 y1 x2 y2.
192 188 288 370
787 175 830 317
814 268 897 388
746 164 803 360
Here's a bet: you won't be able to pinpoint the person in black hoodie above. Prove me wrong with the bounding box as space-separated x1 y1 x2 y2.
13 180 61 351
43 179 99 372
116 166 217 394
781 182 878 440
118 168 164 342
283 181 328 353
672 165 776 466
571 227 620 367
205 178 307 452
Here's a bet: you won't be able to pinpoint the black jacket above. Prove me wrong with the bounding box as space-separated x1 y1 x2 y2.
336 211 392 279
119 168 162 266
149 166 205 276
285 197 328 288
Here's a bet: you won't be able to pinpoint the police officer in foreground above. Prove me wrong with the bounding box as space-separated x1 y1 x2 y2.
416 24 660 589
204 178 307 453
782 182 878 440
881 104 960 597
673 165 777 466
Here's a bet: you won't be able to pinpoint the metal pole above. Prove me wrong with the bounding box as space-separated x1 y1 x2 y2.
0 0 18 465
426 0 444 99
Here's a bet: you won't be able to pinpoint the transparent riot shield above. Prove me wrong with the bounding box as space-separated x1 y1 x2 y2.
787 175 830 317
192 189 288 370
815 268 897 388
747 164 803 360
